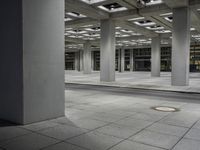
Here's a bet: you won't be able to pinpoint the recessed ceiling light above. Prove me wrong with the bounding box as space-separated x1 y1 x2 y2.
98 3 127 12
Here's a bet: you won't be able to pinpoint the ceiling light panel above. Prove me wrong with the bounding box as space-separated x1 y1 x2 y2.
98 3 127 12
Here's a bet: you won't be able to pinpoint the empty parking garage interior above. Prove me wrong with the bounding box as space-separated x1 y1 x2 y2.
1 0 200 150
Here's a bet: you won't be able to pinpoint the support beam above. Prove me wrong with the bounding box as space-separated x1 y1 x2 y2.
83 42 92 74
116 21 158 37
151 36 161 77
100 19 116 82
0 0 65 124
163 0 188 8
172 7 190 86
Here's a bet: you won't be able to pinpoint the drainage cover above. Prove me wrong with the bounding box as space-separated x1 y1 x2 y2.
151 106 179 112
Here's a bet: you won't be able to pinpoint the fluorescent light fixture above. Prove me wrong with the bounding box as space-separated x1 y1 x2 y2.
191 28 196 31
121 29 133 33
164 17 173 22
160 12 173 16
98 5 127 12
146 26 164 30
128 17 145 21
66 12 86 18
64 18 72 21
115 26 121 29
146 0 163 6
81 24 93 28
134 21 156 26
80 0 106 4
155 30 171 33
192 35 200 38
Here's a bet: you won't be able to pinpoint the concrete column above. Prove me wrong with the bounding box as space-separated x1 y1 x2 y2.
79 50 83 71
83 42 92 74
118 49 121 71
75 52 80 71
100 19 115 82
130 50 134 71
120 48 125 72
91 51 94 71
151 36 161 77
0 0 65 124
172 7 190 86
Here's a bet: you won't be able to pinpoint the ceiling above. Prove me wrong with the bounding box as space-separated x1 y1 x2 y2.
65 0 200 51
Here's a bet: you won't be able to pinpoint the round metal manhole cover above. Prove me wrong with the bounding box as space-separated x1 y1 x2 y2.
151 106 180 112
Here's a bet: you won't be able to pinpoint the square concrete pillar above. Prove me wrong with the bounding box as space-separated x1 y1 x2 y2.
119 48 125 72
75 51 80 71
83 42 92 74
130 50 134 72
172 7 190 86
0 0 65 124
151 36 161 77
100 19 116 82
79 50 83 71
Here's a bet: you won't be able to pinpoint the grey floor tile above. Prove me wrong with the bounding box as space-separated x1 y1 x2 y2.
1 133 58 150
129 112 165 122
22 120 59 131
185 128 200 141
42 142 86 150
172 138 200 150
110 140 165 150
87 112 125 123
192 120 200 130
115 118 153 130
0 126 31 142
146 123 188 137
159 112 199 128
56 118 109 130
96 123 141 139
67 131 122 150
38 124 88 140
129 130 180 149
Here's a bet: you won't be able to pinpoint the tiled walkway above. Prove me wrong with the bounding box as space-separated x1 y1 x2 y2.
65 71 200 93
1 88 200 150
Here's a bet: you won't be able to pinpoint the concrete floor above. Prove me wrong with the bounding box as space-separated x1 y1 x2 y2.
65 71 200 93
0 86 200 150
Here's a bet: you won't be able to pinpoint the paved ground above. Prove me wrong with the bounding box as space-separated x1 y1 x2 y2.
65 71 200 93
1 86 200 150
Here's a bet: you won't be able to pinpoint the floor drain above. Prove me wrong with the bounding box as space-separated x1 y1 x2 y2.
151 106 179 112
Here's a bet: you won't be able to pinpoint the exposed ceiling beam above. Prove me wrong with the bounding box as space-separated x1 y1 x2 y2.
163 0 188 8
115 20 158 37
65 0 109 19
65 18 98 28
65 37 86 43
